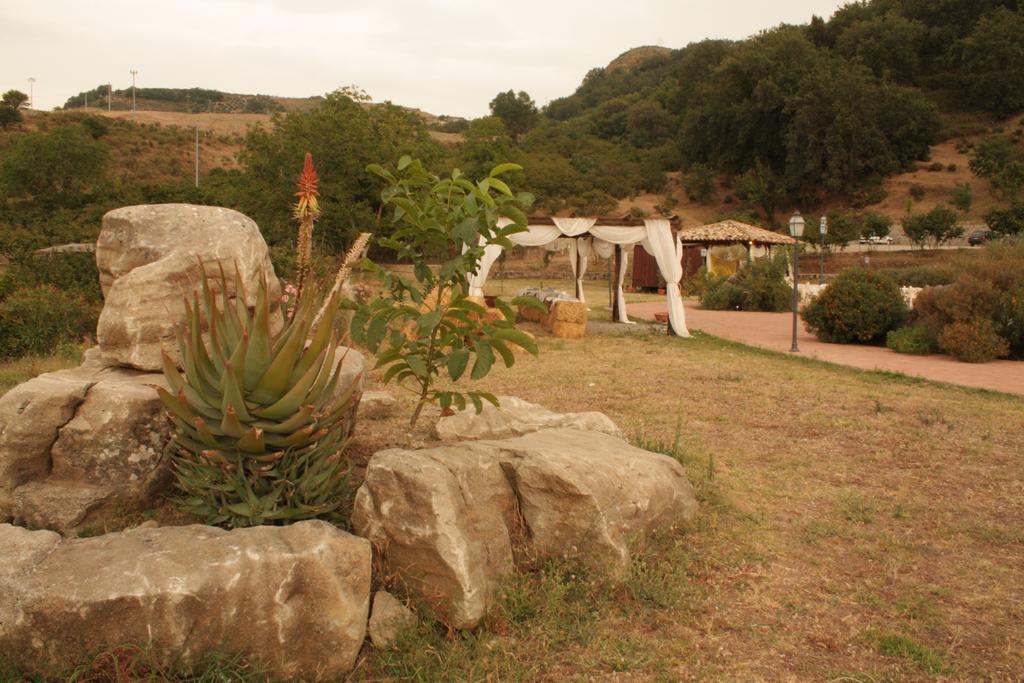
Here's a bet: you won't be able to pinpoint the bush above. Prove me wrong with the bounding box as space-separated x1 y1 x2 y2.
0 285 97 359
947 164 958 172
886 326 933 355
700 254 791 312
928 162 944 172
801 269 908 344
937 319 1009 363
701 278 745 310
877 265 955 287
909 184 925 201
951 183 973 213
1 252 102 303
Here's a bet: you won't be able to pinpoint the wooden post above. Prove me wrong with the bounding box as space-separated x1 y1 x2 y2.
611 244 622 322
574 245 583 300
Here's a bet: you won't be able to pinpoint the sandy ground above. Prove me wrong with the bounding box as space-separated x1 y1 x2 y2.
628 299 1024 396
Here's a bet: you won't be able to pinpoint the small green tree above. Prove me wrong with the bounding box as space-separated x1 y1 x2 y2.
902 206 964 248
352 158 539 426
862 212 892 239
984 204 1024 236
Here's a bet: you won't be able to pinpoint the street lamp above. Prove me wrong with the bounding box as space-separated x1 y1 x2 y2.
819 215 827 284
788 211 805 353
27 77 35 108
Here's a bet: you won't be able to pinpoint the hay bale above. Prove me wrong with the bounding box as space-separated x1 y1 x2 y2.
550 300 587 325
550 321 586 339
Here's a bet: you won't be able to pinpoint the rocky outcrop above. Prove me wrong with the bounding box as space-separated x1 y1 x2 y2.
0 521 371 680
435 395 621 441
96 204 281 371
353 427 698 629
368 591 417 648
0 349 172 534
360 390 397 419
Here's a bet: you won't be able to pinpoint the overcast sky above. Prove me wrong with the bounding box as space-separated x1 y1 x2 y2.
2 0 848 117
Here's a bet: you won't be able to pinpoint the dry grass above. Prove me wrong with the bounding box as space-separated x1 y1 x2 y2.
352 291 1024 681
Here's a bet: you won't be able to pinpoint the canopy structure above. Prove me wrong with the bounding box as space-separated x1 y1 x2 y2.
468 216 690 336
676 220 796 246
676 220 795 274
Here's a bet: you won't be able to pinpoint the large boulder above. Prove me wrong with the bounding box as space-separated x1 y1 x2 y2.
435 395 621 441
0 521 371 680
352 442 518 629
353 427 698 629
96 204 281 371
0 349 172 533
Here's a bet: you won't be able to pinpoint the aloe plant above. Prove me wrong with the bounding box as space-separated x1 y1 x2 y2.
156 267 358 528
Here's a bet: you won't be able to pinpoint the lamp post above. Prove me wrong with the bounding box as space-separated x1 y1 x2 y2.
27 77 35 108
789 211 805 353
819 215 827 284
130 69 138 114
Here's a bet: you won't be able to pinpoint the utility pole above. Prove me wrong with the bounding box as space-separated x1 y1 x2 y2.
108 83 112 111
195 127 200 188
84 91 88 109
27 77 35 108
130 69 138 114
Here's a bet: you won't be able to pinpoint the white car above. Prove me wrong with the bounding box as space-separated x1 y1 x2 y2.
858 235 893 245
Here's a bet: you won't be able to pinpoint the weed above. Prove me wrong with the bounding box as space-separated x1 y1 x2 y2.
838 492 877 524
868 630 947 674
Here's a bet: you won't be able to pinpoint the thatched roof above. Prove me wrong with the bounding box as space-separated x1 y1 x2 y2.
677 220 795 245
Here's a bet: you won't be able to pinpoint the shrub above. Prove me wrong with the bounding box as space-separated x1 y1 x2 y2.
928 162 944 172
700 254 791 312
937 319 1009 363
947 164 957 172
909 184 925 201
983 205 1024 236
951 183 973 213
2 252 102 303
0 285 97 359
886 326 933 355
701 278 744 310
877 265 955 287
801 269 907 344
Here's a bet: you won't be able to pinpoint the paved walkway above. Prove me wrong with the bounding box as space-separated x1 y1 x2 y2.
628 300 1024 397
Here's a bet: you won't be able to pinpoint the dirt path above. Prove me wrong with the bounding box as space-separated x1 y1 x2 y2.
627 299 1024 396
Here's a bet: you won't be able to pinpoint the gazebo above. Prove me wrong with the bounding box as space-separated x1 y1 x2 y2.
676 220 795 273
468 216 690 335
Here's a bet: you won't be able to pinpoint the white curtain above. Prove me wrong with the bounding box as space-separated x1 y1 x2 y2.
614 246 633 323
642 219 689 336
566 237 590 301
468 242 505 297
590 225 648 245
552 217 597 237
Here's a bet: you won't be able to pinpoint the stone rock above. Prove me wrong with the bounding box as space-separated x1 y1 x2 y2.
96 204 281 371
360 390 397 419
368 591 417 648
353 427 697 629
352 442 518 629
0 355 173 534
0 520 371 680
435 395 621 442
497 429 699 574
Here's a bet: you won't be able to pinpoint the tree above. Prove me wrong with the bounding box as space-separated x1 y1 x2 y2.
1 90 28 109
902 206 964 248
353 158 538 426
970 136 1024 202
238 90 442 252
984 205 1024 236
682 163 717 203
488 90 538 142
959 7 1024 117
735 162 786 224
626 100 675 148
0 124 108 200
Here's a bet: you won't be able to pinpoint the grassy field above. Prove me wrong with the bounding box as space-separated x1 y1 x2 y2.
2 288 1022 681
348 299 1024 681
